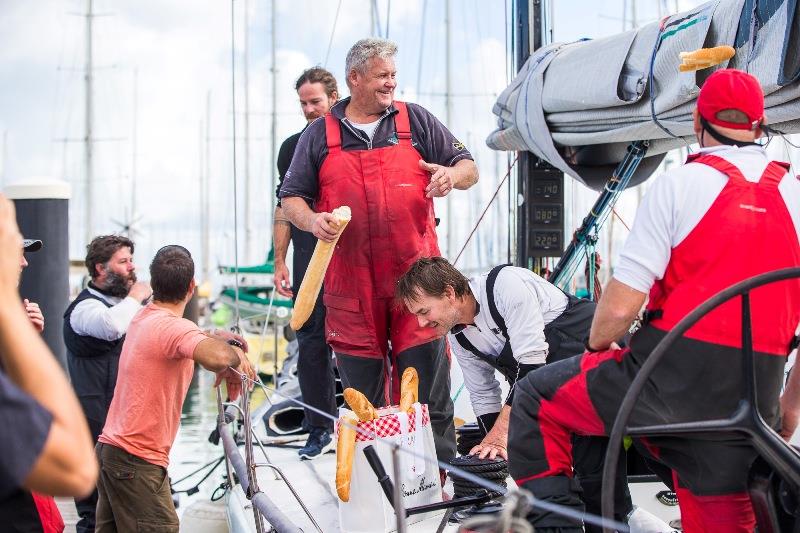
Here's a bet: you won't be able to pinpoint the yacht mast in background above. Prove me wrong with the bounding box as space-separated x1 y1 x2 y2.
270 0 278 217
444 0 453 259
83 0 95 245
243 0 253 263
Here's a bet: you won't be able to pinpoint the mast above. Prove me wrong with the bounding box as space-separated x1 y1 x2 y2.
514 0 564 272
203 91 211 284
243 0 252 262
514 0 532 267
84 0 94 244
131 67 138 219
1 130 7 190
444 0 453 259
270 0 277 218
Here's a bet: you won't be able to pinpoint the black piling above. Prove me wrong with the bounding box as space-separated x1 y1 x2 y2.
6 182 70 367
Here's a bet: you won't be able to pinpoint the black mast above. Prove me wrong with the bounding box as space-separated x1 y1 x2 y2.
513 0 565 272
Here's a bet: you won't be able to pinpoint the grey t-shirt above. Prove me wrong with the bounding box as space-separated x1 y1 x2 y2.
279 97 473 203
0 369 52 499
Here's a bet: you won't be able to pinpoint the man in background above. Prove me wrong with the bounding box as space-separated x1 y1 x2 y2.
0 236 68 533
273 67 339 459
0 195 97 531
20 238 45 332
63 235 151 533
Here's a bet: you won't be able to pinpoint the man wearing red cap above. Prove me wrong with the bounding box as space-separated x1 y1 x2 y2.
507 68 800 532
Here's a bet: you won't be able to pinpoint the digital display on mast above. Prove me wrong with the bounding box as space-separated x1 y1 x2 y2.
527 166 565 258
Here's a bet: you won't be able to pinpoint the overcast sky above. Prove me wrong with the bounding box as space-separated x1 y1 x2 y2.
0 0 706 280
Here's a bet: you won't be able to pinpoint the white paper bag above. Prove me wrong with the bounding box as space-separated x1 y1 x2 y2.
337 403 442 533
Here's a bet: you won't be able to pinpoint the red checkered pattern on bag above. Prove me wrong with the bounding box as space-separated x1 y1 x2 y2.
351 404 430 442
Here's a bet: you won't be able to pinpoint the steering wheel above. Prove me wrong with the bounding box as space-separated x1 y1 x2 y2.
600 267 800 533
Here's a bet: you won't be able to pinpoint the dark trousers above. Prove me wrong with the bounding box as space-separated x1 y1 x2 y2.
95 443 178 533
508 326 786 532
296 298 336 431
72 370 113 533
336 338 456 462
68 353 118 533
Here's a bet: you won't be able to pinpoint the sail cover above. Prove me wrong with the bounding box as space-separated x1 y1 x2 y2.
487 0 800 189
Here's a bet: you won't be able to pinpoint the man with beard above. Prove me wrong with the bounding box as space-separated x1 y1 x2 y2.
273 67 339 459
63 235 151 533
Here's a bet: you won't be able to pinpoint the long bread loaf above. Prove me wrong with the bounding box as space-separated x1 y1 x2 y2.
678 45 735 72
289 206 351 330
336 416 359 502
399 367 419 412
343 388 379 421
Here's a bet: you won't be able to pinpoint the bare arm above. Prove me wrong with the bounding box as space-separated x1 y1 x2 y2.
588 278 647 351
192 337 241 372
0 196 97 497
282 196 340 243
781 362 800 440
273 206 293 298
452 158 479 190
471 404 511 460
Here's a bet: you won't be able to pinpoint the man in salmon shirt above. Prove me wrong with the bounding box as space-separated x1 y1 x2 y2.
94 245 255 532
280 38 478 464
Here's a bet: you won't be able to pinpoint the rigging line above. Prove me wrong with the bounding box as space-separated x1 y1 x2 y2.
452 155 519 266
220 368 629 532
323 0 343 69
611 207 631 232
230 0 241 329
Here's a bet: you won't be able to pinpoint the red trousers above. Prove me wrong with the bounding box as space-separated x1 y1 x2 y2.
508 325 786 532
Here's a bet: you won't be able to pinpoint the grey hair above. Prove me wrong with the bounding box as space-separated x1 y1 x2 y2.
345 38 397 79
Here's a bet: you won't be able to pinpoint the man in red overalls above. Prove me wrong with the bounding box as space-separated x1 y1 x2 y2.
507 69 800 532
280 38 479 462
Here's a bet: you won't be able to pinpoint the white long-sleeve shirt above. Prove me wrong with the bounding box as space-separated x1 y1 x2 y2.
70 286 143 341
449 266 568 417
615 145 800 293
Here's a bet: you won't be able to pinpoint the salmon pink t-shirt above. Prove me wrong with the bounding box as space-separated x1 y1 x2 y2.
99 303 207 468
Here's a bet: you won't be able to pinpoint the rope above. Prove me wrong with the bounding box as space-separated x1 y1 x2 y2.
612 207 631 232
255 286 277 376
453 155 519 266
646 16 691 145
218 368 629 532
323 0 343 68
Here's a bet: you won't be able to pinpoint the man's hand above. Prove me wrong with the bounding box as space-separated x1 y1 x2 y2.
274 261 293 298
469 431 508 460
24 299 44 333
469 405 510 460
209 328 250 353
780 407 799 441
0 195 23 295
214 346 256 401
419 160 455 198
128 281 152 303
312 212 340 242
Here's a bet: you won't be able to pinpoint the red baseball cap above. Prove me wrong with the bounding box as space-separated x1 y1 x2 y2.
697 69 764 131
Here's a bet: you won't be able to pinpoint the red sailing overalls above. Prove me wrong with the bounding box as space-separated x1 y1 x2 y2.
507 153 800 533
316 101 441 358
647 153 800 354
